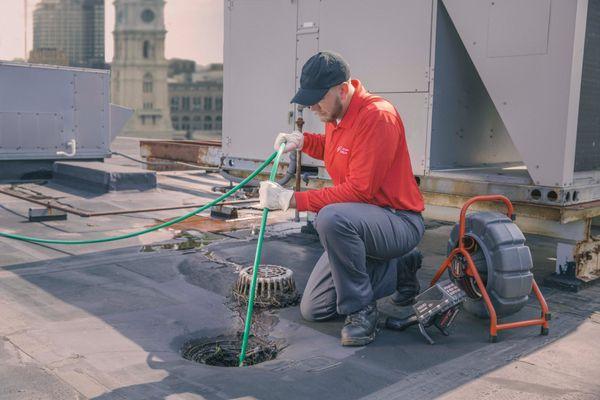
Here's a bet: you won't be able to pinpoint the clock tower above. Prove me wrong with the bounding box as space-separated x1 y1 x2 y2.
111 0 172 137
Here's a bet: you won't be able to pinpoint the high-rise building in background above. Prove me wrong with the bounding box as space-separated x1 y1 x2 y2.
31 0 105 69
82 0 105 68
111 0 173 138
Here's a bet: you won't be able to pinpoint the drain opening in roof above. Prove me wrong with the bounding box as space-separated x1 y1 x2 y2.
181 336 277 367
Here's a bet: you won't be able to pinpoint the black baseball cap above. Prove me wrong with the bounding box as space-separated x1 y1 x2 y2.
291 51 350 106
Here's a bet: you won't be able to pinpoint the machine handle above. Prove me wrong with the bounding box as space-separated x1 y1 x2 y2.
56 139 77 157
385 315 419 331
458 195 515 245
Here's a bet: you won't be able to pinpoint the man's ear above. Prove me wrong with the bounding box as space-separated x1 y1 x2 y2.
340 82 350 99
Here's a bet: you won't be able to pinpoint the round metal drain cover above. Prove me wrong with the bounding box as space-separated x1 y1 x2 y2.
233 264 300 308
181 336 277 367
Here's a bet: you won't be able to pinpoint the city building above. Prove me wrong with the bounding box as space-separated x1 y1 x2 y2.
168 58 196 80
168 62 223 139
111 0 173 138
31 0 105 69
28 48 69 66
82 0 105 68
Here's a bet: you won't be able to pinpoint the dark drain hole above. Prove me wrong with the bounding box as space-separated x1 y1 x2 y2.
181 336 277 367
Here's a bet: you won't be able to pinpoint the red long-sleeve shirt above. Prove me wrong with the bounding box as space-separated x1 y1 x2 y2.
294 80 424 213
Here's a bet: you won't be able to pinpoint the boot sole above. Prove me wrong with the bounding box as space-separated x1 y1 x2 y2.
341 330 377 347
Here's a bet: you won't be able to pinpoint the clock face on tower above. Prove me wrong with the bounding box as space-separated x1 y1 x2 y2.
141 9 155 23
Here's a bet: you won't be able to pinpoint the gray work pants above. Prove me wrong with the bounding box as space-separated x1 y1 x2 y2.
300 203 425 321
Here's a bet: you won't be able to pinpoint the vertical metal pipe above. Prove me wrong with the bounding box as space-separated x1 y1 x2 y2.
294 106 305 222
24 0 27 59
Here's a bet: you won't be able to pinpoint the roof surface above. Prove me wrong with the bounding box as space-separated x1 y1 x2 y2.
0 137 598 400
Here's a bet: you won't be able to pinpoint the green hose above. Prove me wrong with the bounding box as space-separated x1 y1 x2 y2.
0 145 287 368
238 143 285 367
0 150 282 244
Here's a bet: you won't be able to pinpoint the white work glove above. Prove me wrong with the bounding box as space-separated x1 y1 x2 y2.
274 131 303 153
259 181 294 211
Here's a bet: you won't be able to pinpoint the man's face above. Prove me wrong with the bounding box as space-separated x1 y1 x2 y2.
309 85 344 123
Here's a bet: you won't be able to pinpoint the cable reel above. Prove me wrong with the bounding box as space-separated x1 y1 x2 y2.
446 211 535 319
448 236 485 300
449 254 481 299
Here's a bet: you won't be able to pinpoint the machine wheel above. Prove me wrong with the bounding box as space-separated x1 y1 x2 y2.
447 212 533 319
541 327 549 336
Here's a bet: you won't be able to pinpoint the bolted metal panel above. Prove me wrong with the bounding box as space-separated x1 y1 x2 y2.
223 0 434 171
0 111 65 151
297 0 320 31
374 92 430 175
0 64 74 159
0 62 127 160
441 0 585 186
319 0 433 93
431 2 522 171
74 70 108 151
295 4 322 167
486 0 551 58
223 0 297 161
575 0 600 172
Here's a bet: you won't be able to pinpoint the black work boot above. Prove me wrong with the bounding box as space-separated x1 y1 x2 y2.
341 302 379 346
390 248 423 306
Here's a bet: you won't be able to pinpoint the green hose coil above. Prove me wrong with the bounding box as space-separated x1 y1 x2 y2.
0 149 282 245
0 145 288 368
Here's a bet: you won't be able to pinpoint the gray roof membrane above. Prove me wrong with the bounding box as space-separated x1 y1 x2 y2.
0 138 598 399
0 224 598 400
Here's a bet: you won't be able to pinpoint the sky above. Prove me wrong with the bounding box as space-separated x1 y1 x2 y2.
0 0 224 65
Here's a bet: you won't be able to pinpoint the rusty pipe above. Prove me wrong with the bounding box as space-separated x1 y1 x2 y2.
294 107 305 222
0 187 257 218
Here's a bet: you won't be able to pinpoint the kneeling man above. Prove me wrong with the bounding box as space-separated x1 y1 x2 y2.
260 52 425 346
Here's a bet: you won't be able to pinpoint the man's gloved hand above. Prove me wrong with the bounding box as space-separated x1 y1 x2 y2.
259 181 294 211
274 131 303 153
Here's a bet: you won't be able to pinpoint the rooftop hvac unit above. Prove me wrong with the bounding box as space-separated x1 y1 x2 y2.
0 62 132 161
223 0 600 286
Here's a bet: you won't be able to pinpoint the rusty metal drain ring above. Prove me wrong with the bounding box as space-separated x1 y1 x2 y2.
232 264 300 308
